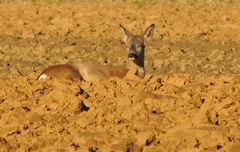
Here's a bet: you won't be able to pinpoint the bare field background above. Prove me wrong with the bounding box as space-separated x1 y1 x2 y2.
0 0 240 151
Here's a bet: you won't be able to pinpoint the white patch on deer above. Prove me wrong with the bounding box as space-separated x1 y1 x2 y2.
38 74 48 80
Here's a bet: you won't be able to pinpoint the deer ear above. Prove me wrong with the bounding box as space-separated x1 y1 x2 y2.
143 24 155 40
119 24 133 44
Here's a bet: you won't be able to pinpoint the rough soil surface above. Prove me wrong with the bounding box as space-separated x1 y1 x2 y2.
0 1 240 151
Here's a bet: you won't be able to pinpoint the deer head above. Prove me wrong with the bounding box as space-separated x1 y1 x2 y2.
119 24 155 78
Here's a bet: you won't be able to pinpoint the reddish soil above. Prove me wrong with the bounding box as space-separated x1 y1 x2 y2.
0 1 240 151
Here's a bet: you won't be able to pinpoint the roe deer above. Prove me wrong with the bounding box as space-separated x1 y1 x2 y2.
37 24 155 81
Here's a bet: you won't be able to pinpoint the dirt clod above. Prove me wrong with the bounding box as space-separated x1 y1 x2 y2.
0 1 239 151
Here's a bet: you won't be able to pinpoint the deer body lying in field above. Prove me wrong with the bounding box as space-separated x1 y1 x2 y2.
37 24 155 81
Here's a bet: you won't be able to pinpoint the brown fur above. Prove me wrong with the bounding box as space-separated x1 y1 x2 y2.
37 64 82 81
37 24 154 81
99 65 129 78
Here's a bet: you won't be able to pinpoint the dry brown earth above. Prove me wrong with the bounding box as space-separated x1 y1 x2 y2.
0 1 240 151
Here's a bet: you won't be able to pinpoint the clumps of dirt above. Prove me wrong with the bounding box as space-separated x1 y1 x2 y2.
0 137 13 151
0 2 240 79
0 75 239 151
0 1 240 151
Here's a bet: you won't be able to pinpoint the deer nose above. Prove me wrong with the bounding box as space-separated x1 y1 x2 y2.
128 52 137 60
